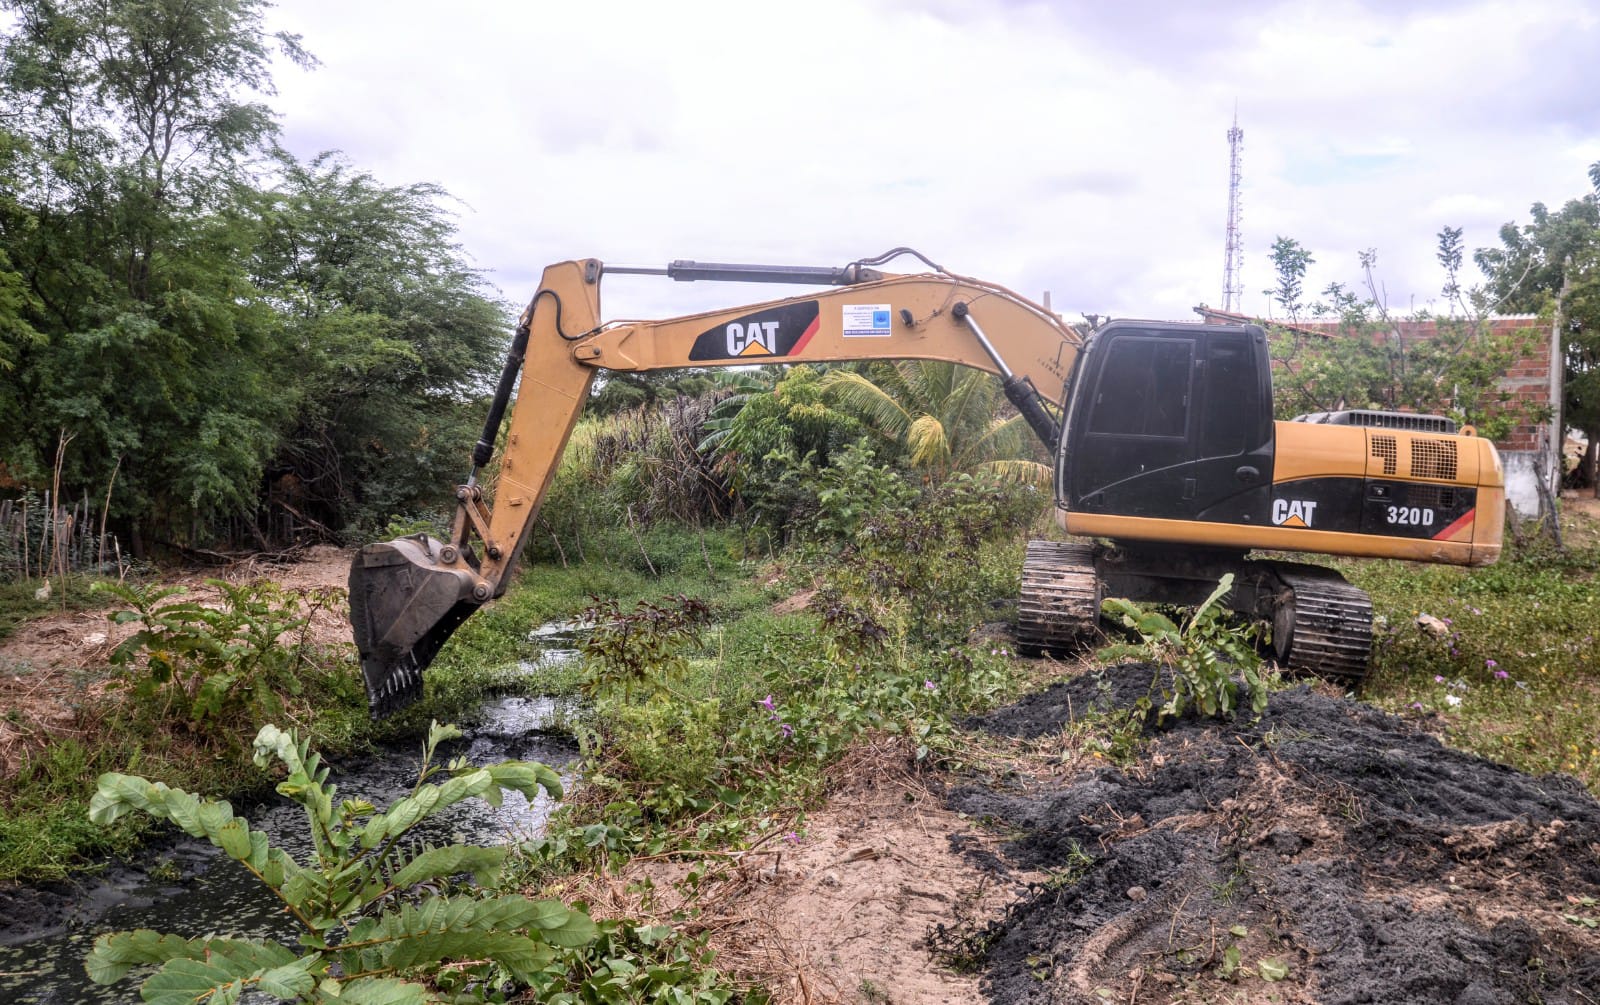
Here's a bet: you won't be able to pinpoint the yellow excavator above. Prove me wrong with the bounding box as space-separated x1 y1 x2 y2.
349 251 1505 716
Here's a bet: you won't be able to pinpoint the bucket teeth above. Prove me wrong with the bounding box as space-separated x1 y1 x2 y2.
348 536 481 718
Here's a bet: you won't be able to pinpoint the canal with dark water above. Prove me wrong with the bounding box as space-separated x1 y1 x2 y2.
0 627 583 1004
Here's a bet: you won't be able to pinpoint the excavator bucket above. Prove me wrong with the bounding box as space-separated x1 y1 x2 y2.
348 536 484 717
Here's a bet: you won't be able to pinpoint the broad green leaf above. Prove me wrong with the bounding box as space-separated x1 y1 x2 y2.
86 931 208 984
256 958 319 998
333 976 435 1004
1259 957 1289 981
217 820 252 860
391 845 507 888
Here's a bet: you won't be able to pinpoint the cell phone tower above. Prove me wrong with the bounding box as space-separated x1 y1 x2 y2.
1222 110 1244 312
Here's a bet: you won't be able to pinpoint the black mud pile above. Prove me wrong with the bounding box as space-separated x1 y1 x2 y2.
951 664 1600 1004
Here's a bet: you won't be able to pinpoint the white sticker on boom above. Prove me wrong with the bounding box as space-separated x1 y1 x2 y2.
842 304 893 337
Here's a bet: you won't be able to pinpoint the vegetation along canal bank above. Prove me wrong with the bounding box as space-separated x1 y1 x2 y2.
3 2 1600 997
3 483 1600 1001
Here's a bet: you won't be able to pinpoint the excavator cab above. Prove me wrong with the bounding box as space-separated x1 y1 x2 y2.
1060 320 1275 525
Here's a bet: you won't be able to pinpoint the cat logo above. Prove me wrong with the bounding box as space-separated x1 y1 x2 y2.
1272 498 1317 528
727 320 781 357
689 301 821 362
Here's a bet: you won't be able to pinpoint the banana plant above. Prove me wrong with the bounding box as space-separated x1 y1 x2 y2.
86 722 596 1003
1100 574 1272 723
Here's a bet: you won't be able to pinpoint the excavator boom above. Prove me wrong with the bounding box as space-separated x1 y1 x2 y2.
350 254 1082 716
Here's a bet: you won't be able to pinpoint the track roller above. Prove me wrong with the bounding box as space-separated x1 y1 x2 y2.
1270 566 1373 684
1016 540 1102 655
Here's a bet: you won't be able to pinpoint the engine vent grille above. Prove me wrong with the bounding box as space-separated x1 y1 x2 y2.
1294 409 1457 433
1408 485 1458 509
1371 435 1398 475
1412 439 1458 481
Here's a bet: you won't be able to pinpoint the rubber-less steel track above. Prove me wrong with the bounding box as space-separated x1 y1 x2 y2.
1270 566 1374 683
1016 540 1102 654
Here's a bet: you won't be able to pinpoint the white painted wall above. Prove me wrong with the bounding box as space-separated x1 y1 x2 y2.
1501 450 1543 520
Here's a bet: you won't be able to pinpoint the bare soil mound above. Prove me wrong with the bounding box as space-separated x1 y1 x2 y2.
951 663 1600 1003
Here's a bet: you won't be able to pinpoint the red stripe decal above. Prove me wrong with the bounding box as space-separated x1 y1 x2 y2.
788 316 821 356
1433 508 1475 540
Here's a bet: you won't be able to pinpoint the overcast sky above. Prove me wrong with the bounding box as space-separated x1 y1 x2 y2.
264 0 1600 326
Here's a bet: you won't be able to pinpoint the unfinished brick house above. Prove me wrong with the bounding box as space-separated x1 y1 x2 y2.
1195 308 1561 519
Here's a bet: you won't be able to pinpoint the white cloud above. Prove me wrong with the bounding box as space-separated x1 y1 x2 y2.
264 0 1600 325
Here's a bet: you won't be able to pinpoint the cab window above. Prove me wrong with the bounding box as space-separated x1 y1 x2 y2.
1087 337 1193 438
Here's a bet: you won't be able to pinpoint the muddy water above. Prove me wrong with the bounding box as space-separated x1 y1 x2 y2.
0 630 583 1004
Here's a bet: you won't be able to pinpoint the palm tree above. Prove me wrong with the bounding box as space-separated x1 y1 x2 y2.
818 360 1050 483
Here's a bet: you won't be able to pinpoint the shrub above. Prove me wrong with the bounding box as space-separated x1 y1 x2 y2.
86 722 595 1003
1099 574 1273 723
98 579 352 729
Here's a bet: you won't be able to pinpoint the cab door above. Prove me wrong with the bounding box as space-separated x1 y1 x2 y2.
1190 327 1275 524
1066 327 1197 518
1063 321 1273 525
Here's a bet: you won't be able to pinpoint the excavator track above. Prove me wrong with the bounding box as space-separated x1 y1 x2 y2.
1269 566 1373 684
1016 540 1102 654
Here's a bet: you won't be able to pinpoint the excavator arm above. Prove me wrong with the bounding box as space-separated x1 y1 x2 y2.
350 254 1082 716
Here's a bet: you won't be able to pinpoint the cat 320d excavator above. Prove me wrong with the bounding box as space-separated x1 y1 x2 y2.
349 250 1505 717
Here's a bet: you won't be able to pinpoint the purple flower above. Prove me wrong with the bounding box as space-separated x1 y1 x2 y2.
1410 702 1424 711
785 831 800 843
780 722 794 739
1494 670 1509 680
1485 659 1498 669
1433 675 1446 683
759 694 776 712
924 680 937 690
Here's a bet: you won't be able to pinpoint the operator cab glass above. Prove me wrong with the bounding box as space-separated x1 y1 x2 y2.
1061 320 1273 523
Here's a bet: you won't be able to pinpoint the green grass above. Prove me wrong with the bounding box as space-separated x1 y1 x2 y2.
1341 512 1600 789
414 524 773 711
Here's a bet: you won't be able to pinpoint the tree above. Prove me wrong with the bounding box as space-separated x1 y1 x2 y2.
1264 236 1535 441
819 360 1049 483
0 0 313 550
1476 165 1600 491
246 153 507 537
1264 236 1315 322
0 3 504 554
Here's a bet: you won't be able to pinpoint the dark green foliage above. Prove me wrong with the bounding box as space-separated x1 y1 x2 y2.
1475 166 1600 487
534 398 734 567
1099 575 1272 725
586 369 720 417
699 365 868 534
245 153 507 538
578 594 713 700
0 3 504 551
1266 236 1538 439
817 471 1044 647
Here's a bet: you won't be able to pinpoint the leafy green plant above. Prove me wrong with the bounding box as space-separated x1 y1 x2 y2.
1099 575 1272 723
578 594 713 701
86 721 596 1003
98 579 341 726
